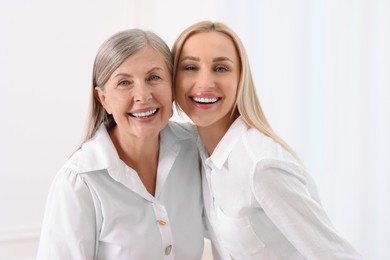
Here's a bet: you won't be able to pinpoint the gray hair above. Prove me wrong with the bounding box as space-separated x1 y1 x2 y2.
83 29 172 144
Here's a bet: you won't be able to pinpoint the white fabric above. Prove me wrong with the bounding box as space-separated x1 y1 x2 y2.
37 121 204 260
199 117 361 260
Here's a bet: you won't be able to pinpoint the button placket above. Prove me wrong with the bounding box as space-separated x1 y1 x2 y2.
207 164 226 253
210 169 218 210
158 220 167 226
165 245 172 255
151 202 174 259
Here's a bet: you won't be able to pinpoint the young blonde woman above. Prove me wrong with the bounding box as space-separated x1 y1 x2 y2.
172 20 361 260
37 29 204 259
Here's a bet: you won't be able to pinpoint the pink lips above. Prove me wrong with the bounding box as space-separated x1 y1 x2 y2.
129 108 159 121
190 93 221 109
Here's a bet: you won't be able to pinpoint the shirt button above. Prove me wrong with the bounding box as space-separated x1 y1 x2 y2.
157 220 166 226
165 245 172 255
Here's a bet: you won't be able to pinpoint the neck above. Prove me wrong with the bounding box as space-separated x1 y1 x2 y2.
109 127 159 195
197 115 237 155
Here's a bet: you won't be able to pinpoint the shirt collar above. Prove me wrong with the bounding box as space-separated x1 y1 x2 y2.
201 116 248 169
74 124 124 177
74 122 192 199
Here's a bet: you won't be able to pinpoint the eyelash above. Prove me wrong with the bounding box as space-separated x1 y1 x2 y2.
116 75 161 87
183 65 230 72
148 75 161 81
215 65 229 72
118 80 132 87
184 65 197 71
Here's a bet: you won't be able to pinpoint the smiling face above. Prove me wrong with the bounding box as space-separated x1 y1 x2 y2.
175 31 240 131
95 45 172 142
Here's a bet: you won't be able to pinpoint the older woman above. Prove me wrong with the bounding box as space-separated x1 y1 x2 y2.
37 29 204 260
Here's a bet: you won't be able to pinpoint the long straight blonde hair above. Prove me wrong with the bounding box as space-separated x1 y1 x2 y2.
172 21 300 162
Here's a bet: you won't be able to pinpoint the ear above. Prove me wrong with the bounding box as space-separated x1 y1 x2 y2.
94 87 112 114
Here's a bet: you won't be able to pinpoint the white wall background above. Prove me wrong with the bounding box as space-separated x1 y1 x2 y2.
1 0 389 259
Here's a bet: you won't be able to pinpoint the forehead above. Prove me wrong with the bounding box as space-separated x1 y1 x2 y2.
181 31 238 58
128 46 165 64
116 45 168 72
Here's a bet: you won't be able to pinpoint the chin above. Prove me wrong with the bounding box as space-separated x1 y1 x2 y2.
190 116 215 128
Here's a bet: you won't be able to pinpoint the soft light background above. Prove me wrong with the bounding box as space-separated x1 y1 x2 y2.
1 0 389 259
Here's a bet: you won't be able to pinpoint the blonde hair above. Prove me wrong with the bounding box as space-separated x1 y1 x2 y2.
172 21 300 161
82 29 172 145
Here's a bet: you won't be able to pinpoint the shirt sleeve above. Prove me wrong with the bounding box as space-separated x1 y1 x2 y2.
37 167 97 260
251 159 362 260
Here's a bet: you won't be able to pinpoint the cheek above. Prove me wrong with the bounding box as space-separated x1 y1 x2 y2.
163 94 173 106
175 74 189 90
174 87 187 106
108 94 131 112
155 88 173 106
225 81 239 104
226 77 239 93
175 84 190 105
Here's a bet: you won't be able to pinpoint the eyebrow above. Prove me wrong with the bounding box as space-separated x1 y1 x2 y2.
180 56 233 63
113 73 131 79
213 57 233 63
180 56 200 62
112 67 164 79
146 66 164 74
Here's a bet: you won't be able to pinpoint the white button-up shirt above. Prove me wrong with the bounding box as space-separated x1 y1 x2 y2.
37 121 204 260
199 117 361 260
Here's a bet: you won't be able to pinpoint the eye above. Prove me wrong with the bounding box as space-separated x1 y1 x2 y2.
118 80 132 87
215 65 229 72
148 74 161 81
184 65 197 71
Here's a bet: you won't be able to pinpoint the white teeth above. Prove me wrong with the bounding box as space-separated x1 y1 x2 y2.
131 109 157 118
193 97 218 103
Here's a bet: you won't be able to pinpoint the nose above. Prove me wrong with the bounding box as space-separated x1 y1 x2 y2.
195 70 215 89
133 82 152 103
